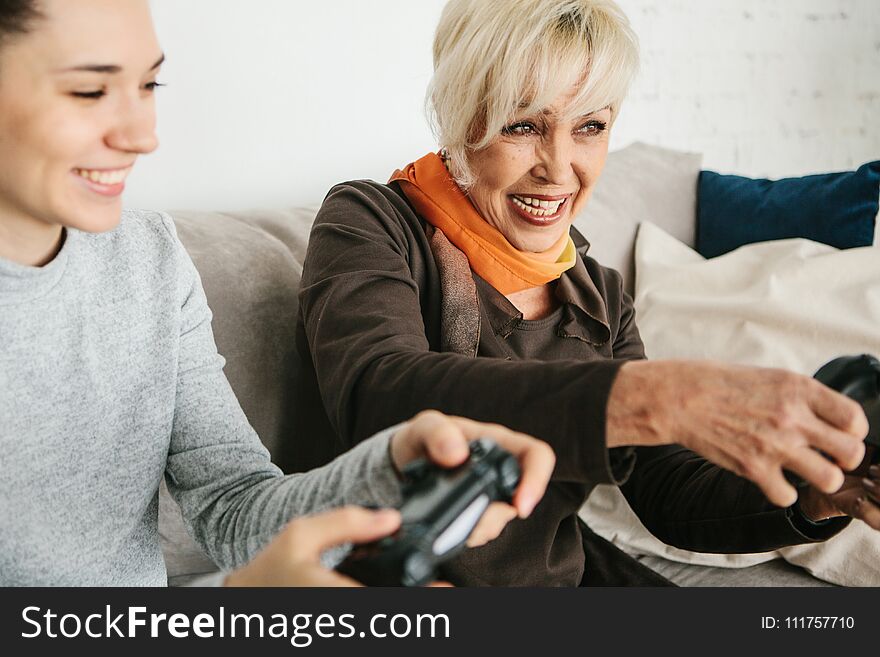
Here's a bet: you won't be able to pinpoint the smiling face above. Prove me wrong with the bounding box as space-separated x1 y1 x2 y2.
465 91 611 254
0 0 162 262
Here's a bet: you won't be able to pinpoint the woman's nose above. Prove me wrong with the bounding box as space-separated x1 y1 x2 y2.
531 136 575 185
105 98 159 155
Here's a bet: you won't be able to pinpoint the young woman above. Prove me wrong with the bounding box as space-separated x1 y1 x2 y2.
0 0 554 586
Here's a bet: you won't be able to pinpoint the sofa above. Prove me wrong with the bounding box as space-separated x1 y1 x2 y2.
160 142 880 586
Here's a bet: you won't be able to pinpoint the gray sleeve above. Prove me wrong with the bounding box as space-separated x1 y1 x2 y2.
159 214 403 570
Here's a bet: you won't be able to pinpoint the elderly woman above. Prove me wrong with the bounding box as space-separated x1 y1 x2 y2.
294 0 880 586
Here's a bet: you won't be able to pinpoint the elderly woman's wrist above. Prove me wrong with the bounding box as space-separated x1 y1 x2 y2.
606 361 674 448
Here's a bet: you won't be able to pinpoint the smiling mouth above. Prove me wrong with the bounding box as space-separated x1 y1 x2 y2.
73 167 132 186
508 194 570 224
71 166 133 198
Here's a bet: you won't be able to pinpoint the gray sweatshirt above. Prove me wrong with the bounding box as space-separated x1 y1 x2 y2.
0 210 401 586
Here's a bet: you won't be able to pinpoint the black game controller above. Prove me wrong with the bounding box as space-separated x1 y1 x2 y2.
814 354 880 463
337 438 521 587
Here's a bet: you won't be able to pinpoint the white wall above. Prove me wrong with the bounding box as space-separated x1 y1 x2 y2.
127 0 880 211
617 0 880 177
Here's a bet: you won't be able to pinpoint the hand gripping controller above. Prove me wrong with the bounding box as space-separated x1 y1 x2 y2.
814 354 880 463
337 438 521 586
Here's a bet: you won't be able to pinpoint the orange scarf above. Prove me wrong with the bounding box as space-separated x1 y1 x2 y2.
390 152 576 295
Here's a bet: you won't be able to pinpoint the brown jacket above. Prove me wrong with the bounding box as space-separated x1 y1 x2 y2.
290 180 847 586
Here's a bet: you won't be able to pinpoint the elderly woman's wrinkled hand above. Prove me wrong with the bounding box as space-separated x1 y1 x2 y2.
607 360 868 508
390 410 556 546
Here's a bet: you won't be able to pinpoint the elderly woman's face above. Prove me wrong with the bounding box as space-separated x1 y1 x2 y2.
466 93 611 253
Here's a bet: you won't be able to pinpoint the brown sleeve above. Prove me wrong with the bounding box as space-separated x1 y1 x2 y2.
621 445 851 552
609 274 647 360
299 182 625 486
602 264 646 483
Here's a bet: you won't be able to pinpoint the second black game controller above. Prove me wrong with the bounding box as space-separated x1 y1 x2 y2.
814 354 880 463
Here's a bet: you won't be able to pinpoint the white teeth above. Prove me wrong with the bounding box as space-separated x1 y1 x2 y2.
76 168 129 185
511 195 566 217
512 195 566 217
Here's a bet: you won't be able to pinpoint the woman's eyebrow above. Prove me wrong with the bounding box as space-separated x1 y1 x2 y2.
56 53 165 75
574 107 611 119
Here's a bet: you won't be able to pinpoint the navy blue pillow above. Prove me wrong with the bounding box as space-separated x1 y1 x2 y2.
696 161 879 259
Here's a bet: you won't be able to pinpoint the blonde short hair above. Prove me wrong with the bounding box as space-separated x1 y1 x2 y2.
428 0 640 188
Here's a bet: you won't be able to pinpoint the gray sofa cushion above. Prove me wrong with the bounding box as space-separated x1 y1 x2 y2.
572 141 702 295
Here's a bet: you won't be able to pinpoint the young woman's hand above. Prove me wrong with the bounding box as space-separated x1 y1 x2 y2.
224 507 402 587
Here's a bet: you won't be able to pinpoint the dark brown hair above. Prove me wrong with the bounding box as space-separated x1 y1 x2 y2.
0 0 43 45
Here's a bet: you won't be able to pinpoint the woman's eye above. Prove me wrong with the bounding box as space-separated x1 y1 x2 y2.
70 82 165 100
502 121 537 136
577 120 608 136
71 90 105 99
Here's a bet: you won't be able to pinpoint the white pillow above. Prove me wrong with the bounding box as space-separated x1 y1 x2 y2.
580 222 880 585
